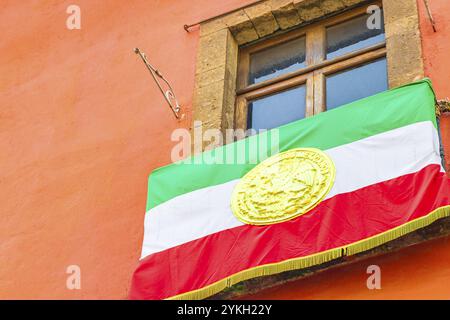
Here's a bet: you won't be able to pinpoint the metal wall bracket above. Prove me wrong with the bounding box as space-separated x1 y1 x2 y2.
424 0 437 32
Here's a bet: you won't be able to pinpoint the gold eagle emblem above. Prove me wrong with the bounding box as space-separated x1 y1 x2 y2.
231 148 335 225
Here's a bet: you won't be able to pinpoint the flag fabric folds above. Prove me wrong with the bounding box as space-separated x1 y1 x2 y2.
130 79 450 300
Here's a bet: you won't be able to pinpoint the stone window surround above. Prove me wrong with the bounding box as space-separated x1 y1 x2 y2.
192 0 424 136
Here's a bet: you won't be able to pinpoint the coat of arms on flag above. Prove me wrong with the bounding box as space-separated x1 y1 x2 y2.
130 79 450 300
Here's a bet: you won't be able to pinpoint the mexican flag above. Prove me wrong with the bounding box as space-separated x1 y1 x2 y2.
130 79 450 300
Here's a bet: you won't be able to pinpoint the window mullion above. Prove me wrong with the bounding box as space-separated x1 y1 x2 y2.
306 25 325 66
237 51 250 90
235 96 248 132
306 25 325 115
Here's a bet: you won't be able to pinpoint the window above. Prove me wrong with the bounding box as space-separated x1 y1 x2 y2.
235 2 387 131
326 58 387 110
249 36 306 85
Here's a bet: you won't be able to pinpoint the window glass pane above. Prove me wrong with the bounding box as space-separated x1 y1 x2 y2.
247 85 306 130
249 36 306 85
326 58 388 110
326 11 385 60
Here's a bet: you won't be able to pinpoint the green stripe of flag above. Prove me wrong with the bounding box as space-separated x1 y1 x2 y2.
147 79 436 210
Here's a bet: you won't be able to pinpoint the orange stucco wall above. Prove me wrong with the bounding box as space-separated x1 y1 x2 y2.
0 0 448 299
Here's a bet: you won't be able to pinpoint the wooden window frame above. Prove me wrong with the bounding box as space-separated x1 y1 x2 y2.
235 1 386 130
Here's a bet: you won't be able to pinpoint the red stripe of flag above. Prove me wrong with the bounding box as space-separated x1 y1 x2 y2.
130 164 450 300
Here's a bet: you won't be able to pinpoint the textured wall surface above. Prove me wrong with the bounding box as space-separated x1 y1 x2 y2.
0 0 254 299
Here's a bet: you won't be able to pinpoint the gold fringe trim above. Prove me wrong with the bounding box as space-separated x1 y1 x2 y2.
167 205 450 300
